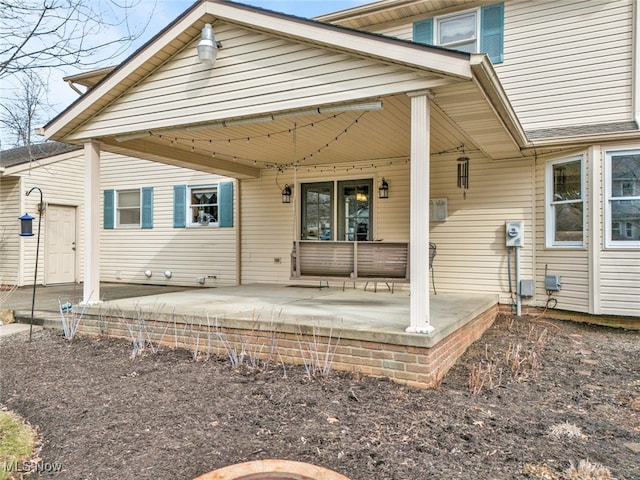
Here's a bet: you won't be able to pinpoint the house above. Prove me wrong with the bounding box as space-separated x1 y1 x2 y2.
0 142 238 289
35 0 639 341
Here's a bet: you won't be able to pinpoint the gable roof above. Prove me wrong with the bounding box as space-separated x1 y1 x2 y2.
41 0 531 178
0 142 81 169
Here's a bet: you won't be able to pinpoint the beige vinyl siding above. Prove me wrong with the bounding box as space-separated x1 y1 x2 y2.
99 153 237 287
346 0 635 132
598 143 640 317
0 177 21 286
430 155 534 298
240 154 536 301
599 251 640 316
18 156 85 287
68 24 440 140
534 152 590 313
496 0 633 130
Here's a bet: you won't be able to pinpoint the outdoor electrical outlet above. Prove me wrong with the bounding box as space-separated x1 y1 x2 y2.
207 275 217 279
274 257 281 264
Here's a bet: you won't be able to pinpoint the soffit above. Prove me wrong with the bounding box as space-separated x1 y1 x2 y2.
317 0 495 30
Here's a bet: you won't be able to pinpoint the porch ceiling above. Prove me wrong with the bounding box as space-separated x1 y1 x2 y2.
100 88 518 179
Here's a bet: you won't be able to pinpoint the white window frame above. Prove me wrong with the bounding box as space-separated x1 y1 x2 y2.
116 189 141 228
545 155 585 248
605 148 640 248
434 8 481 53
187 184 219 227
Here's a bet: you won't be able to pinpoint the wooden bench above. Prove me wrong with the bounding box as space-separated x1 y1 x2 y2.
290 241 410 290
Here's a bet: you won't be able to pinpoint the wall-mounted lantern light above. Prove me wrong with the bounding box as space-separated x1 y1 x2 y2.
197 24 222 64
378 177 389 199
282 184 292 204
19 213 35 236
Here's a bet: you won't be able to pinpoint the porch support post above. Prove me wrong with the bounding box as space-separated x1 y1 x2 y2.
406 91 434 334
83 140 101 304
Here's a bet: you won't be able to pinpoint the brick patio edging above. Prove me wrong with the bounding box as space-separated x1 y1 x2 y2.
75 304 498 389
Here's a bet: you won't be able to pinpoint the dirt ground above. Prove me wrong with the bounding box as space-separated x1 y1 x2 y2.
1 314 638 480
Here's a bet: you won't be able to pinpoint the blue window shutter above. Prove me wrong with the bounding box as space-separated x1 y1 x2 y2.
218 182 234 228
173 185 186 228
413 19 433 45
481 3 504 64
104 190 114 229
141 187 153 229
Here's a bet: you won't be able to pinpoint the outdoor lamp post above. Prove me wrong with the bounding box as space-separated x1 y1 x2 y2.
19 187 44 341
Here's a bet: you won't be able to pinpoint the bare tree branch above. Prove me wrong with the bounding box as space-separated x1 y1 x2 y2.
0 0 155 80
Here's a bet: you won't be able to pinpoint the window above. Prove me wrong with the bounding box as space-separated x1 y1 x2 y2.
173 182 234 228
188 185 218 226
546 156 583 247
605 149 640 247
117 190 141 227
413 3 504 64
103 188 153 229
301 179 373 241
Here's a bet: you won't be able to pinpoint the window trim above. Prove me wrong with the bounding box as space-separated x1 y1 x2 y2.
434 8 480 53
115 188 142 229
187 184 220 228
545 155 585 248
604 148 640 249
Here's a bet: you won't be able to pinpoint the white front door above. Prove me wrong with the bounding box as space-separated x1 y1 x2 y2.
46 205 77 284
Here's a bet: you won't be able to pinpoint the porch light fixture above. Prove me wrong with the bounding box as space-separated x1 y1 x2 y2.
282 184 292 203
197 24 222 64
378 178 389 199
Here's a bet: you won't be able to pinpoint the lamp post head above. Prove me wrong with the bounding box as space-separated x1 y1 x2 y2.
19 213 35 236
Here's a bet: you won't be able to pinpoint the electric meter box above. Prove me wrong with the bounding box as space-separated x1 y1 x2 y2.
505 221 524 247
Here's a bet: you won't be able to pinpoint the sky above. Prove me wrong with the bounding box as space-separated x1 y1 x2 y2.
1 0 372 149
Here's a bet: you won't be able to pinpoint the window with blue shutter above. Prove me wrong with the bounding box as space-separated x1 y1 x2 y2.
413 3 504 64
173 185 186 228
218 182 234 228
141 187 154 229
104 190 114 229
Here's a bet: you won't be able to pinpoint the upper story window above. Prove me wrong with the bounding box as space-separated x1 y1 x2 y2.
605 149 640 248
546 156 584 247
103 187 153 229
413 3 504 64
188 185 218 226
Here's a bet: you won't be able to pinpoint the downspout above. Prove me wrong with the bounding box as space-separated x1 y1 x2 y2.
634 0 640 126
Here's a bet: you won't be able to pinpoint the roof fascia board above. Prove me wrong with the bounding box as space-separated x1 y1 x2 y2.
469 54 530 150
208 1 471 79
529 130 640 148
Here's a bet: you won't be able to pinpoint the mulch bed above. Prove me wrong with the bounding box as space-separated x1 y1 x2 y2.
1 314 639 479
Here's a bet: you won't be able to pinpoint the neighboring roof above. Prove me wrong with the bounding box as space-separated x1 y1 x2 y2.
0 142 81 169
64 67 117 90
527 122 640 142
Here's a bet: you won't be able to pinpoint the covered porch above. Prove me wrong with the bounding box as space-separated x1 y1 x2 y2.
79 284 498 388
